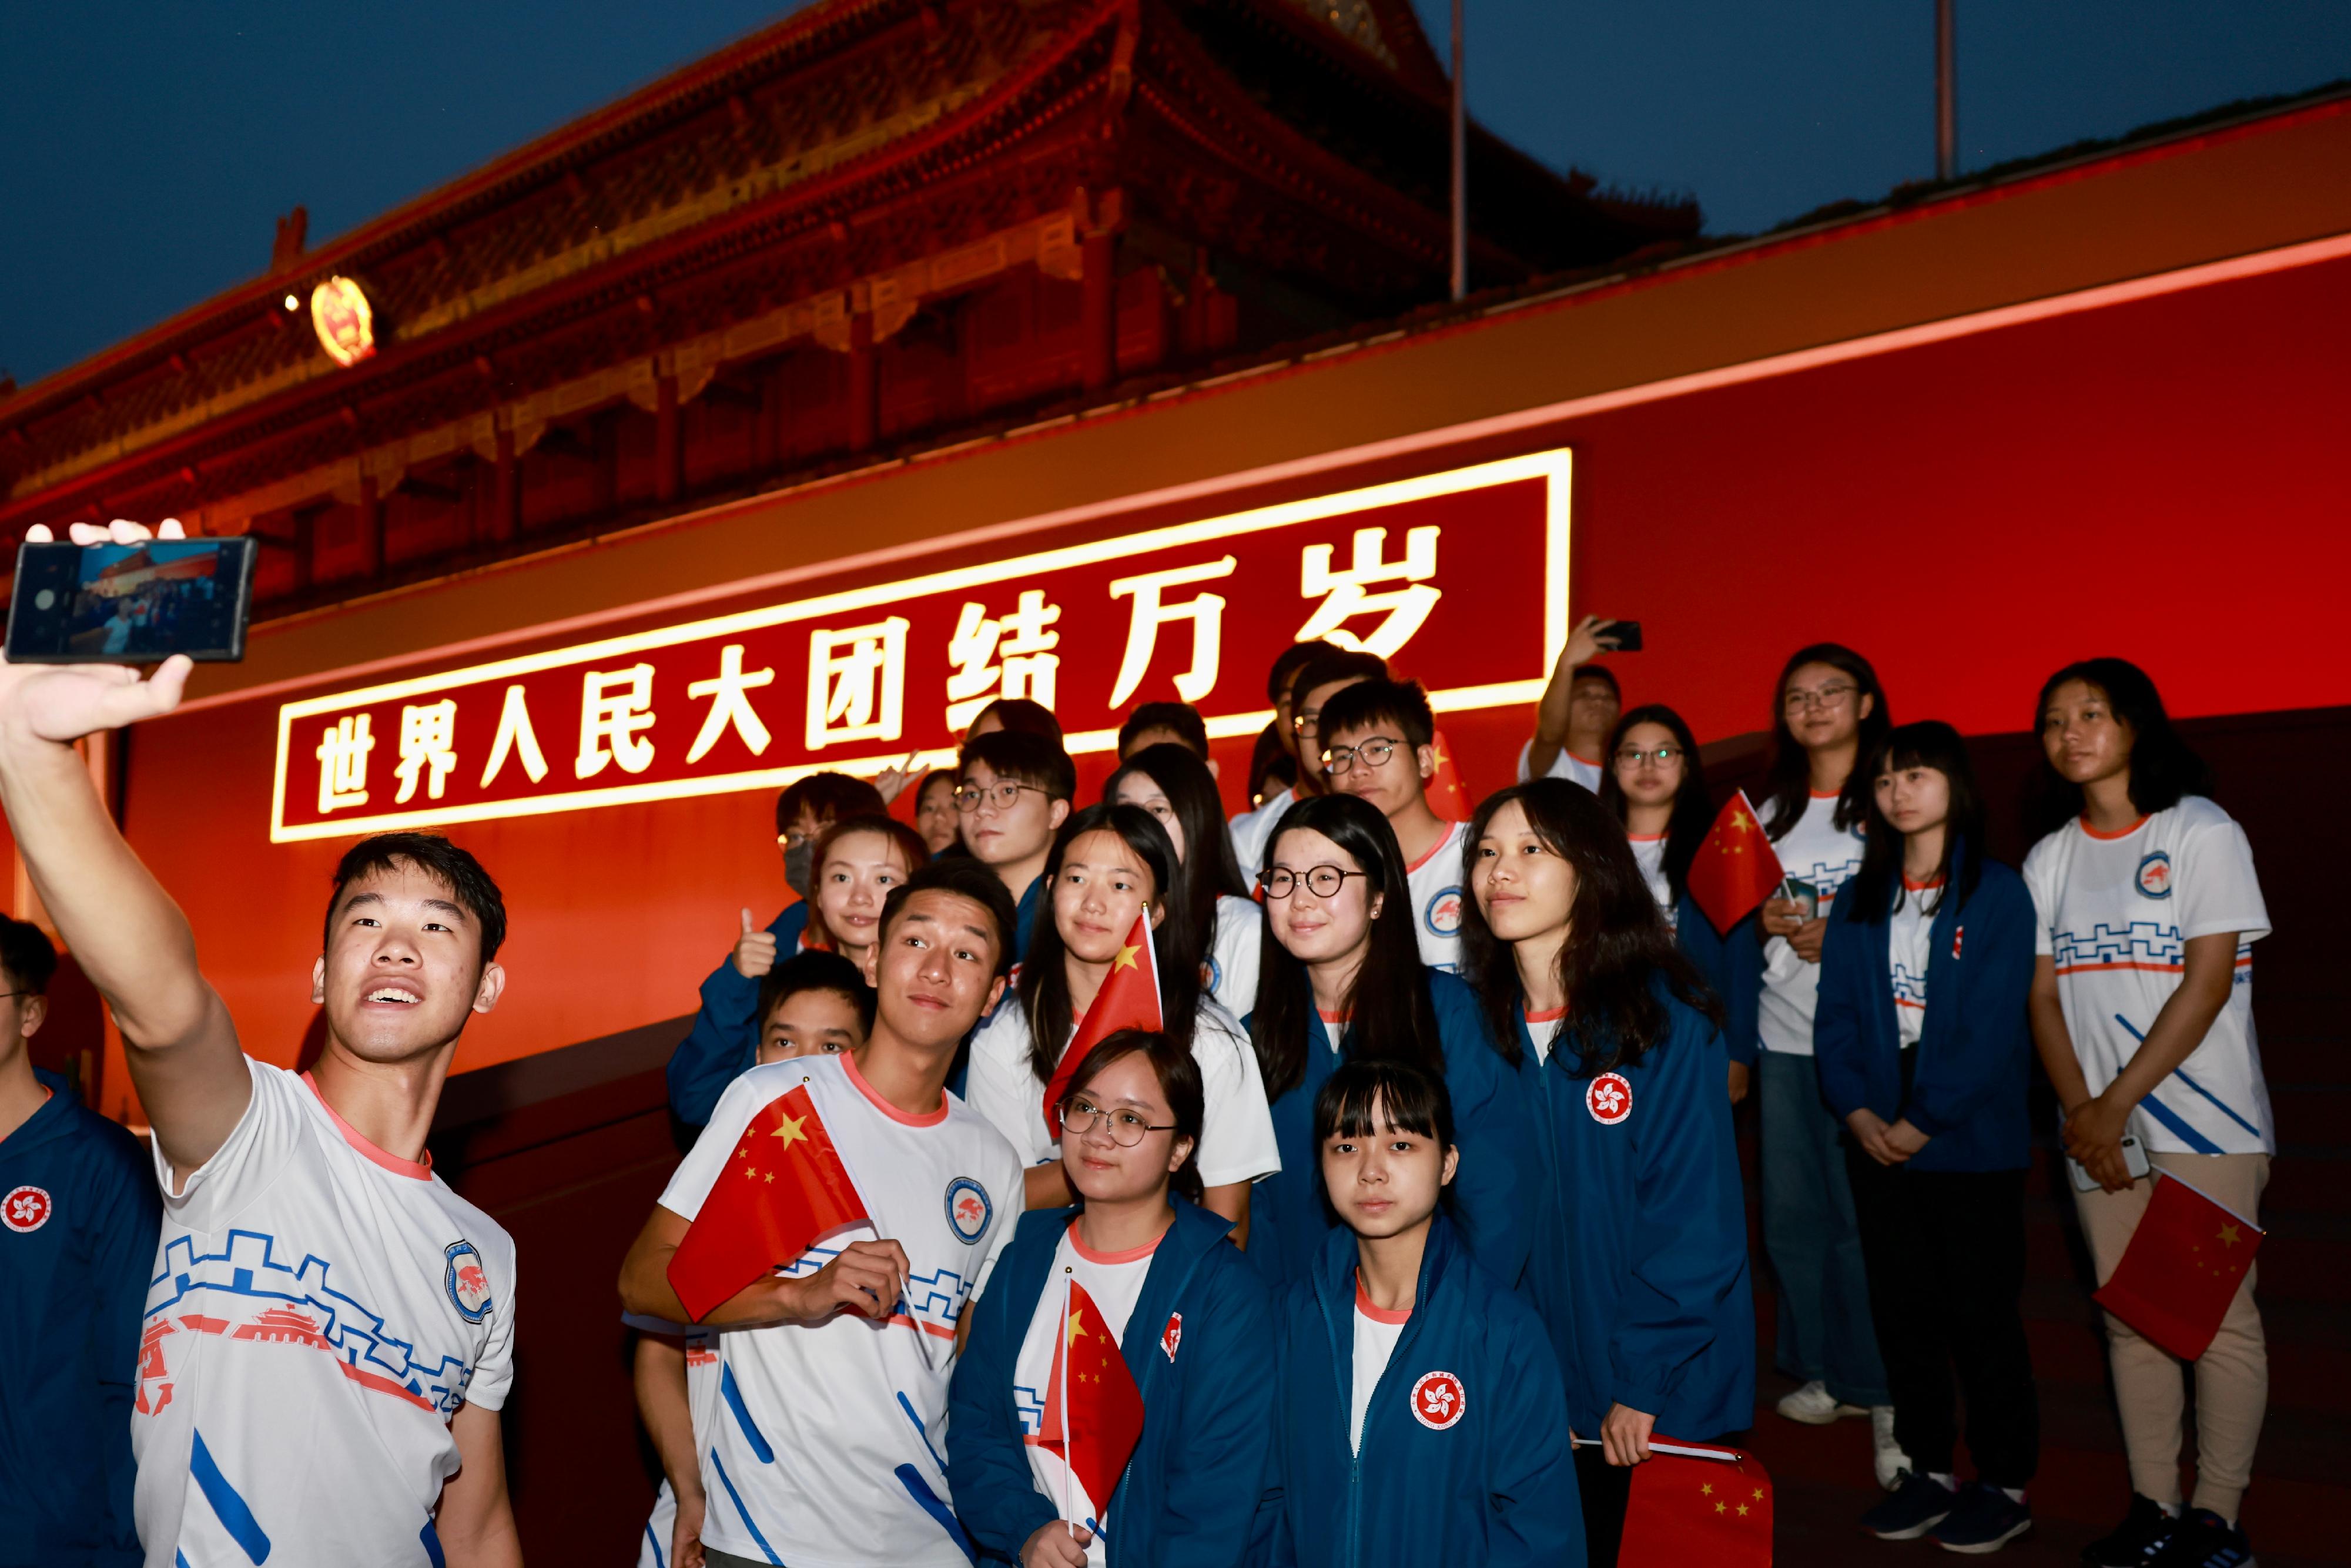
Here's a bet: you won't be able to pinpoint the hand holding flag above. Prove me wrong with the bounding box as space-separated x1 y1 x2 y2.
2092 1167 2265 1361
1039 1277 1146 1532
1684 790 1786 936
1042 910 1163 1140
667 1083 871 1322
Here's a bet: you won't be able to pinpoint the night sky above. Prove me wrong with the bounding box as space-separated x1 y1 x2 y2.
2 0 2344 390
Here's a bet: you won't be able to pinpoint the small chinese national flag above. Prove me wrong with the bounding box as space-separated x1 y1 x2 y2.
1041 912 1163 1140
1684 790 1786 937
1426 728 1471 823
1037 1278 1147 1522
1619 1442 1773 1567
2092 1168 2263 1361
668 1084 869 1322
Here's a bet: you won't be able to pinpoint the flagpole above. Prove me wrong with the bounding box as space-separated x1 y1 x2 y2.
1060 1273 1074 1537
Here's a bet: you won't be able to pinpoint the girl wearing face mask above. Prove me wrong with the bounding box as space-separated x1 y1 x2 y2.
1265 1059 1582 1568
1106 742 1262 1017
964 804 1279 1231
1244 793 1533 1291
1814 722 2039 1552
1462 778 1751 1568
802 815 930 971
950 1030 1278 1568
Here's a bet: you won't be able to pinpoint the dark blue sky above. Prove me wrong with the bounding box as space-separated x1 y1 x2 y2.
2 1 2344 390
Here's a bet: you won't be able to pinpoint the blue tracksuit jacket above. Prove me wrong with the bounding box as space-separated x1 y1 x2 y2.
1265 1215 1584 1567
1512 986 1754 1440
0 1070 160 1567
1245 970 1535 1293
1670 890 1727 1000
1814 857 2036 1172
949 1198 1276 1567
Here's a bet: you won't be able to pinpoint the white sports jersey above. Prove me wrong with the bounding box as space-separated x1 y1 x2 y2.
1230 786 1299 879
1629 835 1675 925
965 994 1281 1190
1759 793 1869 1056
1012 1222 1162 1563
1349 1275 1409 1454
659 1052 1024 1568
1516 741 1604 793
627 1314 719 1568
133 1061 517 1568
2023 799 2271 1155
1207 894 1264 1017
1889 881 1940 1050
1404 820 1469 972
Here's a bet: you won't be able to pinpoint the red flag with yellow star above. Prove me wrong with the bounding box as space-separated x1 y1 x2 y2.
1037 1277 1147 1523
1683 789 1786 936
1041 910 1163 1140
2092 1167 2264 1361
667 1084 869 1322
1618 1442 1772 1566
1426 728 1471 822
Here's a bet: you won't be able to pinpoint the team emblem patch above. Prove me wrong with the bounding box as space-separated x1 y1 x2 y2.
444 1240 493 1322
1586 1072 1633 1125
1410 1370 1468 1430
3 1185 52 1233
945 1176 993 1242
2136 852 2173 899
1424 887 1463 937
1161 1313 1183 1362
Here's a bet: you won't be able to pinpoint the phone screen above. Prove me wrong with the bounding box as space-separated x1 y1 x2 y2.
6 537 257 664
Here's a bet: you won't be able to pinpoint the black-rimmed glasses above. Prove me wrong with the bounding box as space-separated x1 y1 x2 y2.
1322 736 1401 775
953 780 1049 812
1257 865 1367 899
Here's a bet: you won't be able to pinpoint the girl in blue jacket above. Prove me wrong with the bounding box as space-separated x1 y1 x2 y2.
1595 704 1732 1057
949 1027 1277 1568
1816 721 2038 1553
1267 1058 1583 1567
1460 778 1754 1567
1244 792 1535 1291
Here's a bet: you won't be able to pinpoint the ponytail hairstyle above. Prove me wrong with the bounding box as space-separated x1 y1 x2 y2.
1458 779 1720 1074
1595 703 1714 904
1104 743 1251 977
1248 792 1442 1102
1847 721 1987 922
1017 803 1200 1085
1060 1027 1207 1204
2029 658 2215 838
1759 643 1890 838
802 813 929 953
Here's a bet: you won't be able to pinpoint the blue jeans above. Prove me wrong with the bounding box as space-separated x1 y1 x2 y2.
1759 1050 1888 1406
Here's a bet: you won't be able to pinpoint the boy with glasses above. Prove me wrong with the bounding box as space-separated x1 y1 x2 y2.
955 729 1074 965
1317 678 1467 971
1231 646 1382 877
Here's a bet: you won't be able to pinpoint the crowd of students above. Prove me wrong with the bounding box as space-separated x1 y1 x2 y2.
0 523 2277 1568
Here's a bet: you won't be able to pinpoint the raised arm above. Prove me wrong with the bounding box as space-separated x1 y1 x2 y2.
1524 614 1617 779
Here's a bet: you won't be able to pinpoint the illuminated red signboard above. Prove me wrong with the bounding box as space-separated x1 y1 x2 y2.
269 450 1570 842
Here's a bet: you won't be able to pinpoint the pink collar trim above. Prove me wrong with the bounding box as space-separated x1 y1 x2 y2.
1523 1004 1568 1024
1566 752 1602 769
303 1073 431 1180
2078 813 2151 842
843 1050 949 1128
1354 1270 1413 1325
1626 833 1665 843
1809 789 1841 800
1067 1217 1168 1266
1317 1009 1351 1026
1404 821 1462 875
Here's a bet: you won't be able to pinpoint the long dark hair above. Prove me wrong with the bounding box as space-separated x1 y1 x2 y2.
1846 722 1986 921
1458 779 1722 1074
1104 743 1250 979
1595 704 1714 904
1759 644 1890 838
1249 793 1442 1101
1017 803 1200 1085
2030 658 2216 837
1060 1027 1207 1204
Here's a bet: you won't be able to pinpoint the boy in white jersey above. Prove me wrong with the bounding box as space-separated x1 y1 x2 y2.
0 519 522 1568
1317 678 1467 971
1518 612 1627 789
619 859 1027 1568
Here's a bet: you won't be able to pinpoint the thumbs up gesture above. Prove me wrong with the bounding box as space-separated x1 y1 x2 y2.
732 908 779 980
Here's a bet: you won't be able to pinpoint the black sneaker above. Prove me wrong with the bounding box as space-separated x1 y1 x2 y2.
1863 1471 1957 1540
1933 1483 2033 1554
2147 1508 2255 1568
2082 1495 2178 1567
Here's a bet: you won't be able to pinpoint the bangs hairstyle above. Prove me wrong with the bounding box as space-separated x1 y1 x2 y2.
1316 676 1435 752
1760 643 1890 837
1118 701 1210 759
758 949 878 1037
1250 793 1444 1101
2030 658 2216 836
804 813 930 951
1458 780 1720 1074
0 913 58 995
959 727 1077 803
1596 704 1714 904
326 833 507 965
1106 742 1252 969
1847 721 1987 920
878 858 1020 978
1018 803 1201 1086
1061 1027 1207 1203
1312 1058 1455 1152
776 772 886 835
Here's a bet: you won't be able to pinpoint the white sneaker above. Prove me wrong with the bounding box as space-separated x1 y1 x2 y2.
1776 1380 1868 1425
1871 1406 1911 1490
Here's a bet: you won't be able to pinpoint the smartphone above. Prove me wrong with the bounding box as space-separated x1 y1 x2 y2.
7 537 257 664
2067 1134 2154 1192
1781 877 1820 922
1598 618 1643 652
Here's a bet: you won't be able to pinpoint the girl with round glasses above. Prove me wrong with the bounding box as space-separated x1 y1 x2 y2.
1242 793 1534 1289
1596 706 1730 1054
950 1028 1277 1568
1104 743 1263 1018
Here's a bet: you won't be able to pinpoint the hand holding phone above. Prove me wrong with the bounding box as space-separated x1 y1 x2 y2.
9 519 255 665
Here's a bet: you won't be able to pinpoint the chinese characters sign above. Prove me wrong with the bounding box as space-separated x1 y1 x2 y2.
269 449 1570 841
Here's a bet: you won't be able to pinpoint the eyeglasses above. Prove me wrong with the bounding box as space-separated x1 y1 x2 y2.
1613 744 1684 768
1060 1094 1177 1147
0 990 31 1004
1321 736 1401 775
1290 709 1322 736
953 780 1049 812
1783 682 1858 713
1257 865 1367 899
